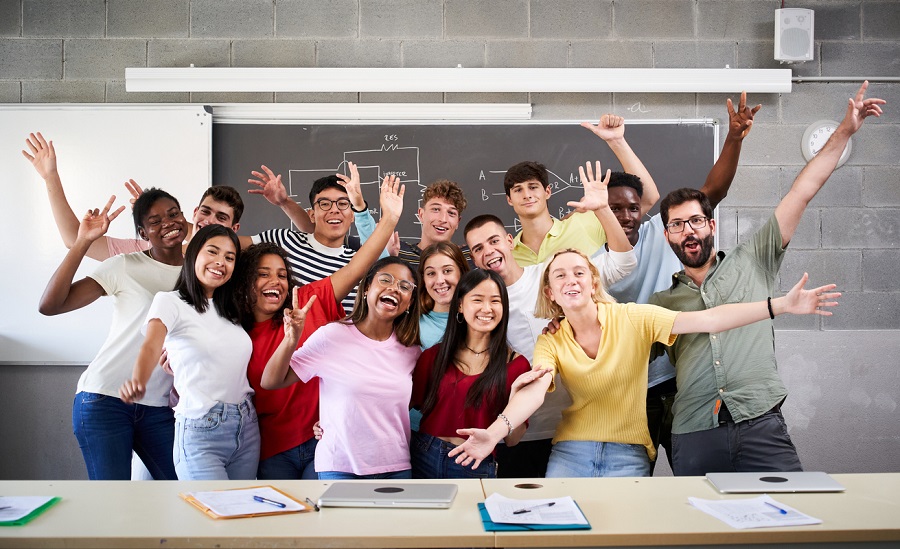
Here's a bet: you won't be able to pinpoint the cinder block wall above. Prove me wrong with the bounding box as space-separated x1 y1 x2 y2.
1 0 898 479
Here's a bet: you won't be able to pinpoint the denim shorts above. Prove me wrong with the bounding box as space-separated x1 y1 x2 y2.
174 399 260 480
546 440 650 478
411 431 498 479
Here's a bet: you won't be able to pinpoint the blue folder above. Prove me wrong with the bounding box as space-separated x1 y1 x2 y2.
478 502 592 531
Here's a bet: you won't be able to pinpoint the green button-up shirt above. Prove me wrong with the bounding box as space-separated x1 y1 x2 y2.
649 214 788 435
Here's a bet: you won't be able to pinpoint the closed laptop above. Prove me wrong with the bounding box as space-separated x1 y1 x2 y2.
317 482 459 509
707 471 846 494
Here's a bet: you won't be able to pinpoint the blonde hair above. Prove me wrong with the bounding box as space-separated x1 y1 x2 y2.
534 248 616 319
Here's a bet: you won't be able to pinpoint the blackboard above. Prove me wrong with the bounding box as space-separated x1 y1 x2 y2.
213 121 718 243
1 105 211 364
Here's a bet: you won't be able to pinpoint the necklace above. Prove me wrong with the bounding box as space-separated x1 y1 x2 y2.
464 343 488 356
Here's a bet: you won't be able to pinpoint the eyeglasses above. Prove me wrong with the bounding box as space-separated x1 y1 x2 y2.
374 272 416 294
665 215 709 233
314 197 352 211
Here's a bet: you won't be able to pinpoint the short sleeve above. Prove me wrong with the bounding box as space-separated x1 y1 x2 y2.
532 334 559 392
289 323 333 383
565 212 607 253
87 254 126 298
745 213 786 273
144 292 181 334
106 236 149 256
625 303 679 347
253 228 292 247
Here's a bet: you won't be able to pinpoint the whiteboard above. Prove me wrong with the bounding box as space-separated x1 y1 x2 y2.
0 105 211 364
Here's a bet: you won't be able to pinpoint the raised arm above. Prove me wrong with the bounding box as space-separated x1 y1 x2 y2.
569 161 633 253
38 196 125 316
700 92 761 208
331 174 405 300
119 318 168 403
23 133 114 262
671 273 839 335
775 81 884 246
249 164 315 233
260 291 316 390
581 114 659 216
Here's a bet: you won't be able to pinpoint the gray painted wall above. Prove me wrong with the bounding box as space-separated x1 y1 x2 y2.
1 0 898 479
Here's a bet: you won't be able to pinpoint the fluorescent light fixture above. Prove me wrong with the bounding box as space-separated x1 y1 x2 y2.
126 67 792 94
210 103 533 123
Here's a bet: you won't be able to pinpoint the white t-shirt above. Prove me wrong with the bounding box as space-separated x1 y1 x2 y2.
505 249 637 440
290 321 422 476
594 214 682 387
145 291 253 419
79 252 181 407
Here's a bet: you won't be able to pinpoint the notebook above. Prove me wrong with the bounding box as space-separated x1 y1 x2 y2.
706 471 846 494
317 482 458 509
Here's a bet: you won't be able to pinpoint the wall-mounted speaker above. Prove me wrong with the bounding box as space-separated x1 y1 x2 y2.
775 8 814 63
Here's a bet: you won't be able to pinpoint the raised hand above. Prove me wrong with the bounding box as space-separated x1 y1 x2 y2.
726 91 761 141
22 132 57 179
282 289 317 342
248 164 289 207
580 113 625 142
448 428 497 469
841 80 886 135
336 161 366 211
123 179 144 208
777 273 840 316
387 231 401 257
77 195 125 243
378 174 405 222
568 161 611 213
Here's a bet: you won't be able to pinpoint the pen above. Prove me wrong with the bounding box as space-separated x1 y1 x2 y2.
305 498 320 512
764 501 788 515
254 495 286 508
0 506 10 511
513 501 556 515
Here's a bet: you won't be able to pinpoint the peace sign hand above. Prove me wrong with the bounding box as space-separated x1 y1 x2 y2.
282 289 317 343
77 195 125 243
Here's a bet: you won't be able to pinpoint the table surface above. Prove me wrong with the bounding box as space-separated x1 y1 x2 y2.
1 474 899 548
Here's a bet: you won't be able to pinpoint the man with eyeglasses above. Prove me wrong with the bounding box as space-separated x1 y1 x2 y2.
650 82 885 476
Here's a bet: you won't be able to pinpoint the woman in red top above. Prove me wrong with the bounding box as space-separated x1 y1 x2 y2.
410 269 532 478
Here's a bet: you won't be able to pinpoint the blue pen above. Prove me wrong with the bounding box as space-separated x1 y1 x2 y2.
254 495 286 508
764 501 788 515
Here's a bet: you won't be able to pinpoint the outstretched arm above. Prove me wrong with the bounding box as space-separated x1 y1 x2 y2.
581 114 659 216
568 161 632 253
119 318 168 403
261 290 316 390
775 81 885 246
39 196 125 315
249 164 315 233
701 92 761 208
672 273 840 335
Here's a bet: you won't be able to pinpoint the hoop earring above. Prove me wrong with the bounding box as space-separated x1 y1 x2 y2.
456 312 464 323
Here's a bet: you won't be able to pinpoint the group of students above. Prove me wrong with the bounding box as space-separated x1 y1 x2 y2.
29 82 884 481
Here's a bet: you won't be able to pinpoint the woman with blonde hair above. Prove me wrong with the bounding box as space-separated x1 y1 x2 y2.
448 248 839 478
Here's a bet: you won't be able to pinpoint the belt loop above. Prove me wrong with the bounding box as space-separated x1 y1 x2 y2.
221 402 228 421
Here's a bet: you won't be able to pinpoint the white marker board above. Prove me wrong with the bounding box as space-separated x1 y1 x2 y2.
0 105 211 364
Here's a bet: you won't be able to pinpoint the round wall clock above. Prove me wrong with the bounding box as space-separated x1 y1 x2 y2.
801 119 852 168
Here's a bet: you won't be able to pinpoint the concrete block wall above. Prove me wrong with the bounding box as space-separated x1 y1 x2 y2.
1 0 898 479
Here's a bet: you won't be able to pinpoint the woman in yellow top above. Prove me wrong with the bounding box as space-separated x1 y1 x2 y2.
449 248 839 477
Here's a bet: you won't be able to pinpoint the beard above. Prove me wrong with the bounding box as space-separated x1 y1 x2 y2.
670 232 715 268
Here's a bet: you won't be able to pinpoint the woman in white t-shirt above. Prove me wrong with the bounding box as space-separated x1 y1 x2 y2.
120 224 258 480
262 256 422 480
39 189 186 480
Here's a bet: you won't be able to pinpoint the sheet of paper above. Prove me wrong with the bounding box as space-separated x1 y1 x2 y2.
484 493 589 525
0 496 56 522
688 495 822 530
186 486 305 517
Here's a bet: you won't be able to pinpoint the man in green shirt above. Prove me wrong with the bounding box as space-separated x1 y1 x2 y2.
650 82 885 476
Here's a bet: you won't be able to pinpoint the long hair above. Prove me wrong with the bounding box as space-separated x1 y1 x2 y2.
421 269 512 419
344 256 420 347
535 248 616 319
417 242 470 314
175 224 242 324
234 243 296 332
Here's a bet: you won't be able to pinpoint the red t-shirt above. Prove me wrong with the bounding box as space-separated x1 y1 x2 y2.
246 278 344 461
412 344 531 439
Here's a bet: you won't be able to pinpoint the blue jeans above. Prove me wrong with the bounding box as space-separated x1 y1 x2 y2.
546 440 650 478
257 437 318 480
318 469 412 480
72 391 176 481
174 399 260 480
411 431 498 479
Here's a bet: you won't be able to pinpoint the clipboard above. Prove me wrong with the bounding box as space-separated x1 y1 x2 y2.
180 485 312 520
478 503 592 531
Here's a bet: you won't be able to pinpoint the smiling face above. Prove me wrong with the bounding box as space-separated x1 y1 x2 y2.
310 187 354 247
608 186 643 247
366 262 416 322
545 251 596 313
465 221 516 282
422 253 461 313
252 253 290 320
193 196 239 232
664 200 716 269
194 235 237 298
506 179 551 219
418 197 460 245
459 278 504 335
139 197 187 250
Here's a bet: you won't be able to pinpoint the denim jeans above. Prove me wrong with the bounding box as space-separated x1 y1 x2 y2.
257 437 318 480
411 431 498 479
545 440 650 478
72 391 176 481
318 469 412 480
646 377 677 473
174 399 260 480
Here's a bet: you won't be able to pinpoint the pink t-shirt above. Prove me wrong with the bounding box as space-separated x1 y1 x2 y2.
107 236 150 256
290 322 422 475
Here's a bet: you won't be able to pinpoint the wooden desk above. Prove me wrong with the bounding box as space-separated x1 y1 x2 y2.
483 474 900 547
0 479 491 549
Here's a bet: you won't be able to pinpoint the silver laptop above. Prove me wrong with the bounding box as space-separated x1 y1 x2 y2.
317 482 458 509
707 471 846 494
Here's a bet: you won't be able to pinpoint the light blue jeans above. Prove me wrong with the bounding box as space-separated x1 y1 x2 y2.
546 440 650 478
174 399 260 480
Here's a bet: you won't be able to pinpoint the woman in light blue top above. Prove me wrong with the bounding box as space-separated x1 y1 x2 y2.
417 242 470 350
